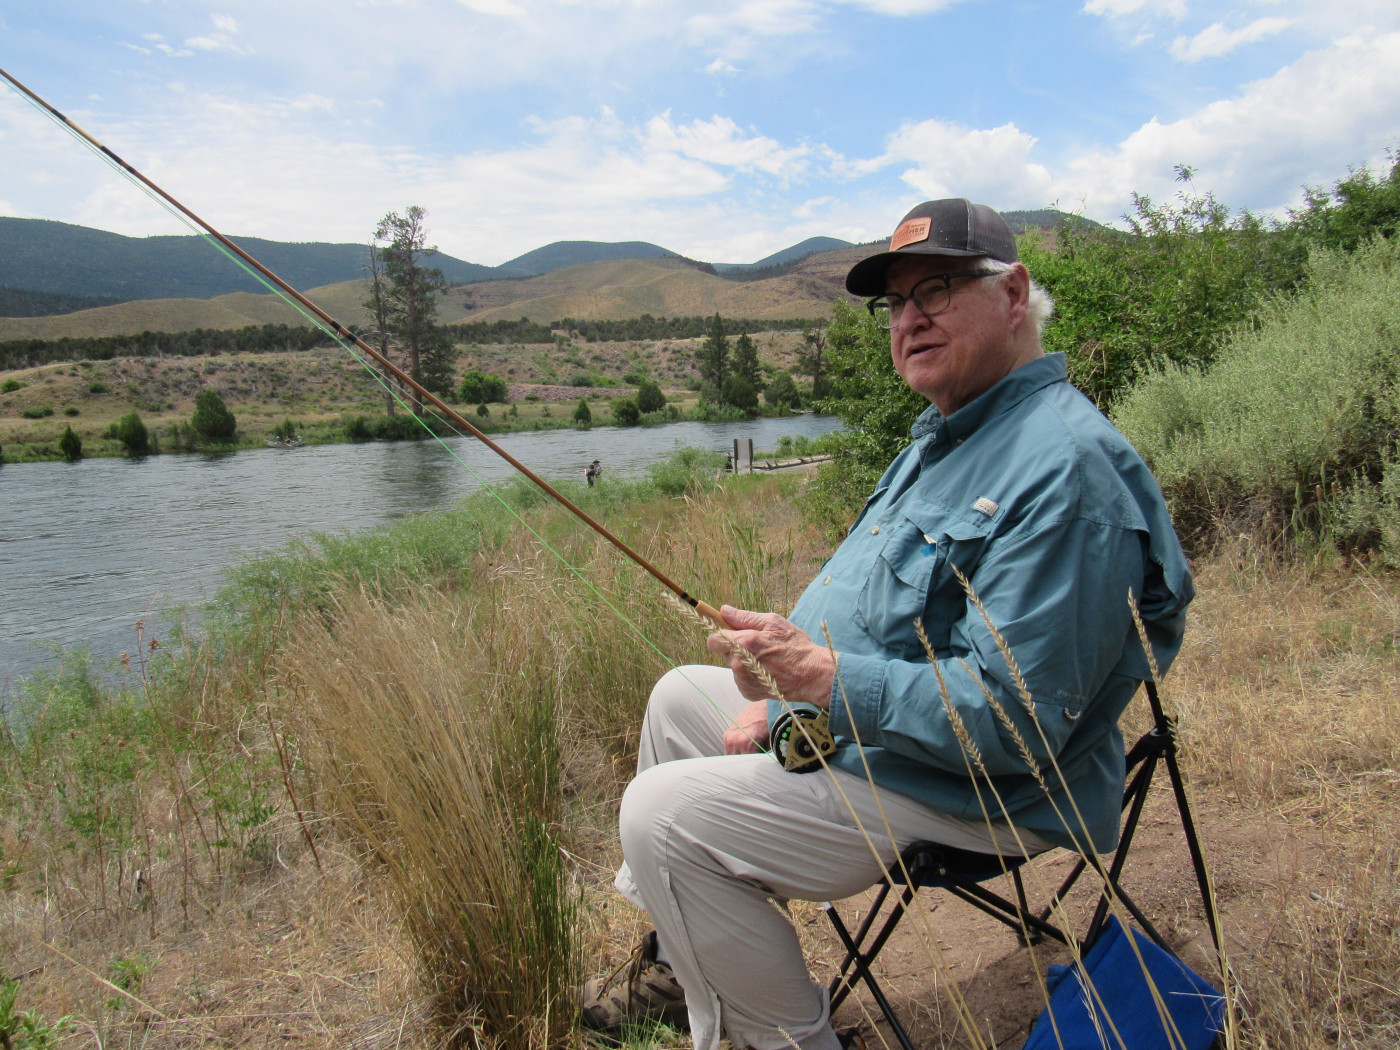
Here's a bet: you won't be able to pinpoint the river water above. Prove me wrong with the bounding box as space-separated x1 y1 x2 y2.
0 415 841 686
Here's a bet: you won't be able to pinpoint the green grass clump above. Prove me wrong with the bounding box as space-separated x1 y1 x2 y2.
1111 236 1400 554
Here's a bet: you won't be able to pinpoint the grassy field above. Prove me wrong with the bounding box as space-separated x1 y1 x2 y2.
1 465 1396 1049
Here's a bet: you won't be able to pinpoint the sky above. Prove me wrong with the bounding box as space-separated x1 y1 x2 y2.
1 1 1398 267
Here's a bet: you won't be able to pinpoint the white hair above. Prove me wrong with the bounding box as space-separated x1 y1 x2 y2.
978 258 1055 339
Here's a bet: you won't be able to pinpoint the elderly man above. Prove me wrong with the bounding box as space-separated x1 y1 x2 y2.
581 199 1193 1050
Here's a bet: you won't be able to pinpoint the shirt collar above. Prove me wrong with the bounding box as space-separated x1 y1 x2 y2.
910 353 1069 443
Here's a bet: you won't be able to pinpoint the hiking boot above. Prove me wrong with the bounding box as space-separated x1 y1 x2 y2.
836 1026 869 1050
578 930 689 1032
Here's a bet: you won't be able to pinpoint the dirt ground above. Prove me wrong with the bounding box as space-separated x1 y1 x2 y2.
805 792 1326 1049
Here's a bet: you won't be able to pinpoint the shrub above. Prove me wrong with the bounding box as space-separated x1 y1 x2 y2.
476 402 490 419
2 378 26 393
105 411 149 455
612 398 640 426
636 378 667 414
1021 180 1302 407
569 373 594 388
63 406 79 416
86 381 109 394
58 425 82 462
647 446 726 496
573 398 592 425
21 405 54 419
721 375 759 412
459 370 509 404
1111 236 1400 554
345 415 374 442
192 389 237 443
764 372 802 409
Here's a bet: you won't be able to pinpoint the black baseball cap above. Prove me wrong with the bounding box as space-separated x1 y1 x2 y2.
845 199 1019 297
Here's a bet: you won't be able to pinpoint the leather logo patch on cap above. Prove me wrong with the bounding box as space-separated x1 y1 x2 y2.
890 217 931 251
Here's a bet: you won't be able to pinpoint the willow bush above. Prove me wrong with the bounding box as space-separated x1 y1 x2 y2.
1110 236 1400 554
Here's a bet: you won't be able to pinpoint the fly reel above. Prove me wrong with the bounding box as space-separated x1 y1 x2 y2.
769 707 837 773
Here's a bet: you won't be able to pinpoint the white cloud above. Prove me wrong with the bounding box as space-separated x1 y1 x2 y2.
833 0 962 14
849 119 1054 207
1170 17 1293 61
1082 0 1187 20
455 0 526 15
642 113 809 178
186 13 249 54
706 57 740 75
1054 31 1400 219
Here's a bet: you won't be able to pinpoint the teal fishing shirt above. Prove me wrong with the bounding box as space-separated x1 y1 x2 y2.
785 353 1193 852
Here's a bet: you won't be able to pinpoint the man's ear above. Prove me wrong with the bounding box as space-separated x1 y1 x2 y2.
1004 263 1032 330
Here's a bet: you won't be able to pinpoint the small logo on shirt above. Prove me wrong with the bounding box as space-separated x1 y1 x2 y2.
973 497 999 517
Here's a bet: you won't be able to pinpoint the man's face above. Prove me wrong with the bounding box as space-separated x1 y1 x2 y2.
885 255 1028 416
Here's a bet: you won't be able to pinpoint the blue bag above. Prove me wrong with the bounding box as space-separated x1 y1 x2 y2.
1022 916 1226 1050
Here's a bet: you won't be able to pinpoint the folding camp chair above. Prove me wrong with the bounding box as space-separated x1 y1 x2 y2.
823 681 1220 1050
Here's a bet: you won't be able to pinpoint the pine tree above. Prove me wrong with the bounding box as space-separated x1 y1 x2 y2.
733 331 761 385
59 425 83 461
373 206 447 415
795 324 830 400
696 313 730 394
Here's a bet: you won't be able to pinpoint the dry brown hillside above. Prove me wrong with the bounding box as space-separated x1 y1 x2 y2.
0 249 868 341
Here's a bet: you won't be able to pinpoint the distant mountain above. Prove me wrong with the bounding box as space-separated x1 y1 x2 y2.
0 285 126 318
1000 209 1107 234
499 240 683 277
715 236 855 273
0 218 497 305
0 207 1103 327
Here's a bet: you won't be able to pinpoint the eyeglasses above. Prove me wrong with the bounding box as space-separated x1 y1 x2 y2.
866 269 998 329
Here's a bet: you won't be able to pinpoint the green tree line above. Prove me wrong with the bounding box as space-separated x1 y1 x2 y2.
445 314 816 345
0 323 327 370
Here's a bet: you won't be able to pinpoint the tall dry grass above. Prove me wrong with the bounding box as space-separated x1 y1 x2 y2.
6 466 1400 1048
1161 545 1400 1048
263 472 813 1049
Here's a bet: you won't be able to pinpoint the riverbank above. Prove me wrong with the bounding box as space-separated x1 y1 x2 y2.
2 466 1396 1049
0 329 817 462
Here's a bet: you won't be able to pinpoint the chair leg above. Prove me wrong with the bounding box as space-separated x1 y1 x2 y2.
824 902 919 1050
827 880 900 1009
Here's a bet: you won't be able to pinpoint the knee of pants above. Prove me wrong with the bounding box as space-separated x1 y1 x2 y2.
618 764 674 870
648 666 705 718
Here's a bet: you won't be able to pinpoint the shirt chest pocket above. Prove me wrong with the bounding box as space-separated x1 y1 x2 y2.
853 505 994 658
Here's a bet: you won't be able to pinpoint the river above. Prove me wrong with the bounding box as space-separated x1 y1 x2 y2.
0 415 841 686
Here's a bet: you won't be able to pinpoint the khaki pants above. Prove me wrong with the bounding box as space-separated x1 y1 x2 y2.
615 666 1049 1050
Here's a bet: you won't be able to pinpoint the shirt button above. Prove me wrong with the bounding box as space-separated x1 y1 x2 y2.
870 525 880 535
823 576 832 585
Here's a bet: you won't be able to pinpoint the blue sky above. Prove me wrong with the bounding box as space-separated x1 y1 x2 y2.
2 0 1398 266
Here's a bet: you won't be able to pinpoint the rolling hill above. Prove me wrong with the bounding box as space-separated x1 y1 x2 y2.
0 218 498 303
0 208 1090 341
0 250 858 340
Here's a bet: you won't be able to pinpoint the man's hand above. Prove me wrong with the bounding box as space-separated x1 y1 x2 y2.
707 605 836 710
723 700 770 755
